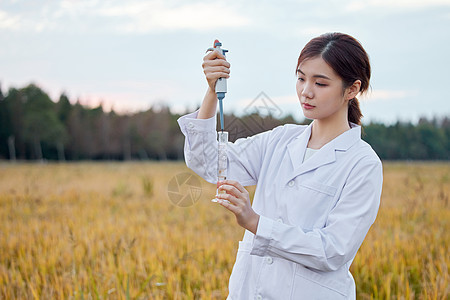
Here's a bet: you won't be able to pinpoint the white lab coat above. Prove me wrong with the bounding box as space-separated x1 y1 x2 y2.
178 110 383 300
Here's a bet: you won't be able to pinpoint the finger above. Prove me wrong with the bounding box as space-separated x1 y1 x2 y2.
203 65 230 75
218 184 242 199
204 49 227 61
222 180 247 194
217 180 225 189
217 197 239 214
202 60 230 71
217 192 239 206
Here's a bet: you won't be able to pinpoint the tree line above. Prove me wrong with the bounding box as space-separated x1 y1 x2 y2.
0 83 448 161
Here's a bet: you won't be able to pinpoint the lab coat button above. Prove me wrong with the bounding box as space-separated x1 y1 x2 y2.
288 180 295 187
256 295 263 300
188 122 194 129
277 218 282 223
265 257 273 264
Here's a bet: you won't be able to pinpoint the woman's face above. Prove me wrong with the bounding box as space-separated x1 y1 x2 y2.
296 56 348 122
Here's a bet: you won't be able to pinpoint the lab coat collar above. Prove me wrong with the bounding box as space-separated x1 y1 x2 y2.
286 121 361 177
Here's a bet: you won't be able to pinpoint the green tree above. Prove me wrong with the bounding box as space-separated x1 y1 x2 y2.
0 83 9 159
21 84 68 160
57 93 72 124
2 88 26 159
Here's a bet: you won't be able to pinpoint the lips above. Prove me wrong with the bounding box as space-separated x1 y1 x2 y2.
302 103 315 110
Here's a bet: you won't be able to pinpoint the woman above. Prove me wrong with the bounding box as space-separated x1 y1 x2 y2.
178 33 383 299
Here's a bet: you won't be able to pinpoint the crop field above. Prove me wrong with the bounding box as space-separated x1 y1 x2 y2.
0 162 448 299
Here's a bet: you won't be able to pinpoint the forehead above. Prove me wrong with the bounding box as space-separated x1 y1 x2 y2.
298 56 339 79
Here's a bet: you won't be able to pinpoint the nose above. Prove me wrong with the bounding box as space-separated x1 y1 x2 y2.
301 84 314 99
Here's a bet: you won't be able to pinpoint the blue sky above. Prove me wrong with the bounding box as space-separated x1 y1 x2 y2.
1 0 449 124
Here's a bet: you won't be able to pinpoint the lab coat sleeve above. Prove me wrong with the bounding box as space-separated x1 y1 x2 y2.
177 110 270 186
251 158 383 271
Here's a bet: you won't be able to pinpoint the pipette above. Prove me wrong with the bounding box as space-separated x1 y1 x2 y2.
206 39 228 131
207 40 230 203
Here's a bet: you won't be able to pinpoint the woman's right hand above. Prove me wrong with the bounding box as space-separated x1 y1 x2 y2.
202 50 230 92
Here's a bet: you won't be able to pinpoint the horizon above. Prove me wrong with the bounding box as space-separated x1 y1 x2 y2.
2 80 448 126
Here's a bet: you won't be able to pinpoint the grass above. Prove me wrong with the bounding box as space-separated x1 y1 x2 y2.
0 161 448 299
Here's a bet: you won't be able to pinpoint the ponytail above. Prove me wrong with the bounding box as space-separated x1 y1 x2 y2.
348 97 363 125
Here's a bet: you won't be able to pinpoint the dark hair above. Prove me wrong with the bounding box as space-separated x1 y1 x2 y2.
296 32 371 125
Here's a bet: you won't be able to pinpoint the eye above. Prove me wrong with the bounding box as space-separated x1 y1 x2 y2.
297 77 305 82
315 82 327 87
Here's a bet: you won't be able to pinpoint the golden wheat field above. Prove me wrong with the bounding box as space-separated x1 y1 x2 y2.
0 161 448 299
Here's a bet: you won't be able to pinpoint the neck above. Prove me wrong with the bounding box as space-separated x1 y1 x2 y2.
308 111 351 149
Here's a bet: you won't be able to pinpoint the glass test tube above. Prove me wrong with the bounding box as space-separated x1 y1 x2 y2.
212 131 229 202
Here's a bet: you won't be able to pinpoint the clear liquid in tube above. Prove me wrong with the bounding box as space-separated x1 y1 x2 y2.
212 131 229 203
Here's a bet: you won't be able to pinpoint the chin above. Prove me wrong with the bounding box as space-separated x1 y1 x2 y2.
302 111 316 120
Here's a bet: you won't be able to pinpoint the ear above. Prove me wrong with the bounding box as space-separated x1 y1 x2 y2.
346 80 361 100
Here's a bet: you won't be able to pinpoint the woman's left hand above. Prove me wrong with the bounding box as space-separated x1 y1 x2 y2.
216 180 260 234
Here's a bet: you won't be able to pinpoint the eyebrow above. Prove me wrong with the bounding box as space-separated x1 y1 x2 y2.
297 69 331 80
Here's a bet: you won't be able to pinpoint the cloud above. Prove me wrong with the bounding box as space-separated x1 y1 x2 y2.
0 10 20 30
98 1 251 33
345 0 450 12
3 0 447 35
0 0 251 34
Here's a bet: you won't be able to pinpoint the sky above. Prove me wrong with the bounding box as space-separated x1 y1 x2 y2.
1 0 450 124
